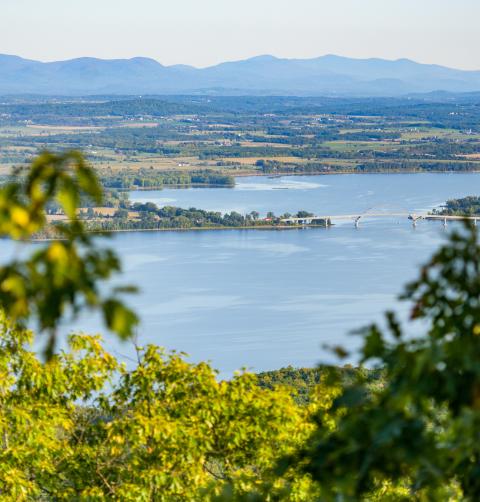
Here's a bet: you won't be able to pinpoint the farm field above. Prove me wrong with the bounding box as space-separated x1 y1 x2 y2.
1 95 480 182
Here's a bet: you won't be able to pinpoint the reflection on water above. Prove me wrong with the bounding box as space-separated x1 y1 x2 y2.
2 173 480 377
202 238 309 255
234 178 328 191
122 253 168 271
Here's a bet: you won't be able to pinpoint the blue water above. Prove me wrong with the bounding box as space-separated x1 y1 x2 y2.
130 172 480 216
2 173 480 376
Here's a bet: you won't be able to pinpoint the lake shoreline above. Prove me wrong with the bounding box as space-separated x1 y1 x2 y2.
126 169 480 190
31 223 331 241
232 169 480 178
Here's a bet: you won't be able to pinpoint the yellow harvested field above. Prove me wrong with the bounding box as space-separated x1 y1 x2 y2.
47 209 142 222
118 122 159 128
219 156 308 165
28 124 102 131
25 125 104 136
239 141 290 148
91 156 200 171
86 207 117 216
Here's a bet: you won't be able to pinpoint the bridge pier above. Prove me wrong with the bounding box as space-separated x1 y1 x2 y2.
443 218 447 227
409 215 422 227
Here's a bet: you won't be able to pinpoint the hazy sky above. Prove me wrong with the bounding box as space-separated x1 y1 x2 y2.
1 0 479 69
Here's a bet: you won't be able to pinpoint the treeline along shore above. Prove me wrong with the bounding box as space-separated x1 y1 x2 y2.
98 169 235 189
37 205 330 239
431 195 480 216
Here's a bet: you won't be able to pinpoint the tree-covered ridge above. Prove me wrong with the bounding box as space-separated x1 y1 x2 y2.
256 159 480 175
98 169 235 189
8 168 235 190
433 195 480 216
256 366 384 405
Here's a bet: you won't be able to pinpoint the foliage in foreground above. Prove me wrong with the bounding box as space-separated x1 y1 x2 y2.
0 151 137 357
0 312 330 500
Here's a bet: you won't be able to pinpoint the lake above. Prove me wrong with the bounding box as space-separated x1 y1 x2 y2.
3 173 480 376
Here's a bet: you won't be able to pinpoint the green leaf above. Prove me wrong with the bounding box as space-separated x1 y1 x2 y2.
103 299 138 340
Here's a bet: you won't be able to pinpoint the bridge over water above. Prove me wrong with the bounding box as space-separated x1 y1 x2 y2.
280 213 479 227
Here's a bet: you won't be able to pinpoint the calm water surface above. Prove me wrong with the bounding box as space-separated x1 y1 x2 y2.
4 173 480 376
130 172 480 216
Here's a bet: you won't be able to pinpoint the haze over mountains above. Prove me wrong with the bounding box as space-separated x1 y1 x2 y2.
2 53 480 97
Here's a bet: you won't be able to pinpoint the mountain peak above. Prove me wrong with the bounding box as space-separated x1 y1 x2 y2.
0 54 479 96
246 54 278 62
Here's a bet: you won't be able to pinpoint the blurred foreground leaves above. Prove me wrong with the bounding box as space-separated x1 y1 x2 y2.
0 151 137 357
285 223 480 500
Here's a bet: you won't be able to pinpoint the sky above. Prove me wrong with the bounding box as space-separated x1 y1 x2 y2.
1 0 479 70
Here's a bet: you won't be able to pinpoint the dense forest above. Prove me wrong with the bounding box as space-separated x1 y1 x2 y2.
256 366 384 405
98 169 234 189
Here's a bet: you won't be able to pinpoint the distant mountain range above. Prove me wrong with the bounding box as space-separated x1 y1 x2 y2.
1 54 480 97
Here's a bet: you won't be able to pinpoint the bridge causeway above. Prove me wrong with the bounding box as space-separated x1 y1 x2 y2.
279 213 479 228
